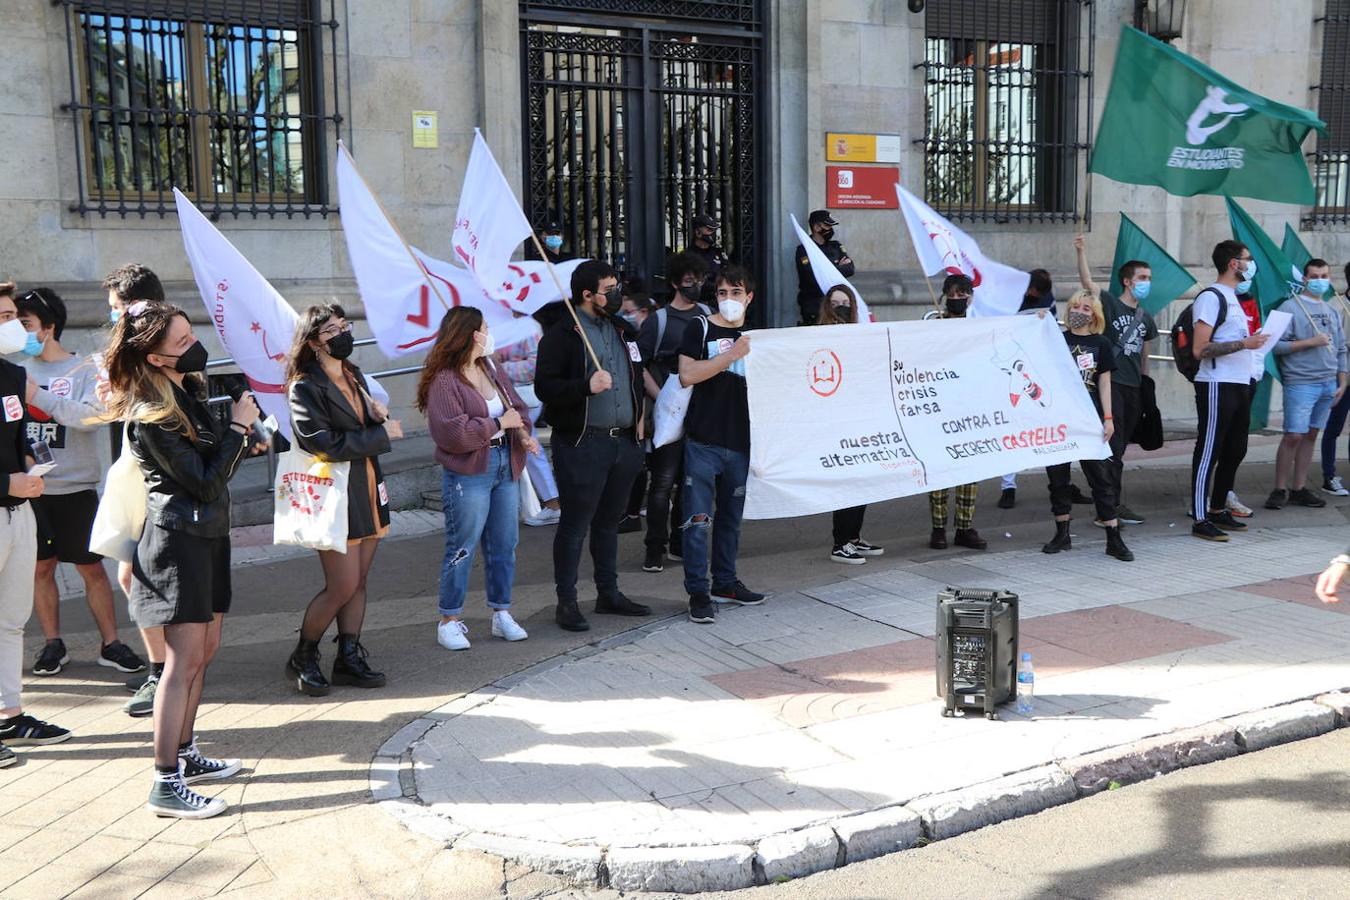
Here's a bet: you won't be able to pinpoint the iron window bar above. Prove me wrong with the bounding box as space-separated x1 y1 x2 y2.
1305 3 1350 226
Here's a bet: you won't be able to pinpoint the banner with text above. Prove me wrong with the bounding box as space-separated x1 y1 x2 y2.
744 314 1110 519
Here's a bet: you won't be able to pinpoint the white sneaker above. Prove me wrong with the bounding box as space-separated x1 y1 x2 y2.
491 611 528 642
524 508 561 527
1225 491 1253 518
437 620 470 651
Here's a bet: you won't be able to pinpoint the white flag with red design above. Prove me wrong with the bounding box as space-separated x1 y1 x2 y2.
789 213 872 322
173 188 299 440
895 183 1029 317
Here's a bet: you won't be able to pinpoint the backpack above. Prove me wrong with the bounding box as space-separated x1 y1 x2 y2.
1171 288 1227 383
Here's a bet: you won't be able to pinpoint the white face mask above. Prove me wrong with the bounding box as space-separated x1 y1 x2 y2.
0 319 28 355
718 299 746 323
474 330 495 358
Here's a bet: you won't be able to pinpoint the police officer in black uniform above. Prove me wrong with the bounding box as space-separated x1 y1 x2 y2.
795 210 855 325
683 214 727 304
527 219 571 266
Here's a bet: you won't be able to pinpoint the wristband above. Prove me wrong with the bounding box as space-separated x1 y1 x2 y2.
229 422 248 435
1103 415 1113 420
1332 554 1350 567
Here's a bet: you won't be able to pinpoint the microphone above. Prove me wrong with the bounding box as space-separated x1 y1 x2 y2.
227 384 273 445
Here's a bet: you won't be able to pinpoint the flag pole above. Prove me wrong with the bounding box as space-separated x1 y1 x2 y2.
525 231 603 373
338 141 451 314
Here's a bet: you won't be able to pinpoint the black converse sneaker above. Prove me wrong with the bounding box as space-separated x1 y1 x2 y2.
178 740 242 784
147 772 228 819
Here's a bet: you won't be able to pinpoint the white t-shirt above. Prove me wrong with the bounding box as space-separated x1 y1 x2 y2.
1193 283 1251 385
486 392 505 439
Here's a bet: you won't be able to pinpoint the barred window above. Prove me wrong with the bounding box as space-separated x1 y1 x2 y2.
1308 0 1350 225
920 0 1094 223
60 1 341 218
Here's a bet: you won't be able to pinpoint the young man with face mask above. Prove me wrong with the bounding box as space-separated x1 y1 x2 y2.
636 253 712 572
10 288 145 680
683 214 726 304
1074 236 1159 525
1266 258 1347 510
928 274 987 552
1190 240 1270 542
677 266 765 623
535 260 650 632
795 210 855 325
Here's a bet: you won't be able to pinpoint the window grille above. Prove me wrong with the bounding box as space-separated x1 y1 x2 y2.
919 0 1094 224
1307 1 1350 226
59 0 342 218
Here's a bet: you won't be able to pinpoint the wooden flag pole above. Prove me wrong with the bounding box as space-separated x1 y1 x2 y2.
338 140 450 314
526 231 604 373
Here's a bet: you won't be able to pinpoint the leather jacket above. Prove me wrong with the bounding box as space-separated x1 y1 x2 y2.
129 380 247 539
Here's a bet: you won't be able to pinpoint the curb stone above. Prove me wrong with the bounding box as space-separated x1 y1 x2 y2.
906 764 1076 841
455 834 601 885
1226 700 1337 752
607 844 755 893
1313 691 1350 725
1058 721 1241 796
380 798 468 845
753 826 840 884
830 806 923 863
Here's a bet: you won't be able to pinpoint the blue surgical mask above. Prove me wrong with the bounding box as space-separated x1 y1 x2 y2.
1130 281 1152 302
1237 258 1257 293
543 235 563 252
20 331 45 357
1307 277 1332 297
109 309 121 324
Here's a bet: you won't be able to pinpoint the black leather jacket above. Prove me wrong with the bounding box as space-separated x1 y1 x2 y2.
130 380 247 539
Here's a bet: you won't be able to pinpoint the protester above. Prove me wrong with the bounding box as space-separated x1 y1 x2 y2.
1266 259 1347 510
535 260 649 631
0 293 69 771
1320 262 1350 495
684 214 726 303
285 305 401 695
677 265 765 622
1039 291 1133 561
420 307 537 651
105 300 250 818
492 325 562 527
102 263 169 716
795 211 855 325
8 288 145 679
636 254 712 572
928 275 987 552
997 269 1065 509
619 278 657 534
819 285 884 565
1190 241 1270 542
1223 288 1267 519
1074 236 1159 525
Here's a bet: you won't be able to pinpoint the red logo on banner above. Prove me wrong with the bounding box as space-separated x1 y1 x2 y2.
807 349 843 398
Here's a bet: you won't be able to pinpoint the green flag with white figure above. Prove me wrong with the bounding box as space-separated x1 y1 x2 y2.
1091 27 1325 204
1106 213 1195 315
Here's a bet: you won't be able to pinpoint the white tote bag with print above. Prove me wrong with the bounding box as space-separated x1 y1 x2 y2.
88 426 148 563
272 449 351 553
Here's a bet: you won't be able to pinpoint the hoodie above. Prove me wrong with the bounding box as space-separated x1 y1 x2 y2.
1273 294 1348 384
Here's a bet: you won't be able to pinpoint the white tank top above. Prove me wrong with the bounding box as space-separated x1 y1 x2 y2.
486 392 505 439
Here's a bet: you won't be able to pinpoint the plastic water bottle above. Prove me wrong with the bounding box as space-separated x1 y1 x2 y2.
1016 652 1035 715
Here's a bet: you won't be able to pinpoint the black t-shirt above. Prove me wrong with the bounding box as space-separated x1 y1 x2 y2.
1063 331 1116 413
678 317 749 452
637 303 709 381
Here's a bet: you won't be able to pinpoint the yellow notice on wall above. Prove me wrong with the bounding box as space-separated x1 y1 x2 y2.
412 111 438 149
826 133 901 163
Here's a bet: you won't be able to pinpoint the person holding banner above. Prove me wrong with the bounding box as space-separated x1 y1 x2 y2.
928 275 987 552
420 307 537 651
1040 291 1134 562
819 285 885 566
104 301 252 819
285 305 401 696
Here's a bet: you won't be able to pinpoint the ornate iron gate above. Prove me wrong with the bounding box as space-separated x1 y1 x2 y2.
520 1 762 299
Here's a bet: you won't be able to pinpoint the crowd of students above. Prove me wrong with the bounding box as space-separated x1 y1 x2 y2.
2 221 1349 819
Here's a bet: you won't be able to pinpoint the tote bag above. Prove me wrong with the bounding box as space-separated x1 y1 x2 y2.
88 425 148 563
273 448 351 553
652 317 708 449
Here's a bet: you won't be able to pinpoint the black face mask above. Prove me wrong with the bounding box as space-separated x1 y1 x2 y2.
325 331 355 360
678 284 701 302
944 296 969 317
594 287 623 314
169 340 209 374
819 227 834 241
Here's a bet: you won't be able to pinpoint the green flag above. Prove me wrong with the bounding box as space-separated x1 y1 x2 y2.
1091 26 1325 205
1280 224 1333 298
1106 213 1195 315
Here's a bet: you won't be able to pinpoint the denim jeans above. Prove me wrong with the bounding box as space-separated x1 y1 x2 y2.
681 439 749 596
1322 385 1350 481
550 431 644 603
438 446 520 617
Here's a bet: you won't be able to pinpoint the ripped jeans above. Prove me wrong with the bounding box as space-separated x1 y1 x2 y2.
681 438 749 596
438 446 520 618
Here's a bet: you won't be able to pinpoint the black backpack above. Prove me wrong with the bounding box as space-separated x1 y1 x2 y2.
1171 288 1227 382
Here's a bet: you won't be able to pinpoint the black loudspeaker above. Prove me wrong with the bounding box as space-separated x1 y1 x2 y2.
935 588 1019 720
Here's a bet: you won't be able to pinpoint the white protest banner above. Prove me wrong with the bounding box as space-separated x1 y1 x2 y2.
895 183 1030 317
789 213 872 322
743 314 1109 519
174 188 298 440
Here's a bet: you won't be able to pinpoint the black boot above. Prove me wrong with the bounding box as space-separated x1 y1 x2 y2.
1042 519 1072 554
287 638 331 697
331 634 386 688
555 600 591 632
1105 525 1135 561
954 528 987 550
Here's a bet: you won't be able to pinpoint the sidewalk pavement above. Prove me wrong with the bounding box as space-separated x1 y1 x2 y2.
2 436 1347 898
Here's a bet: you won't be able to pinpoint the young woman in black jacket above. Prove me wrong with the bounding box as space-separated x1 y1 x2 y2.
104 301 258 819
285 305 402 696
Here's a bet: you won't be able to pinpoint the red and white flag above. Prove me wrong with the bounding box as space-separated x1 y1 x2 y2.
790 213 872 322
895 183 1029 317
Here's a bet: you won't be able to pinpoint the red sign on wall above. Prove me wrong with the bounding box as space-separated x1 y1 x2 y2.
826 165 900 209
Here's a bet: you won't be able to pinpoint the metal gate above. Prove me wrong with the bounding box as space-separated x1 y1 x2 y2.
519 1 762 302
